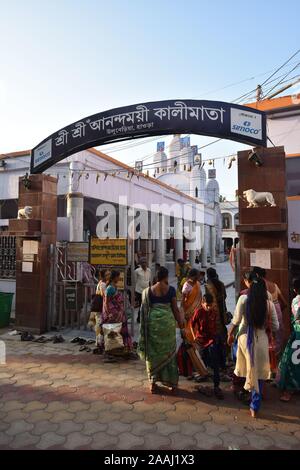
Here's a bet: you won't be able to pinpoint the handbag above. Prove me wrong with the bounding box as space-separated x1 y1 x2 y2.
102 323 124 353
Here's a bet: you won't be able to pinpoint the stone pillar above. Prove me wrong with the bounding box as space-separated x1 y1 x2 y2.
174 217 184 260
67 161 84 242
201 224 208 268
210 226 216 265
67 193 84 242
9 175 57 334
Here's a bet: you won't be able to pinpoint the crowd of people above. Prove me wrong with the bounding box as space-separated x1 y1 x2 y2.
90 258 300 419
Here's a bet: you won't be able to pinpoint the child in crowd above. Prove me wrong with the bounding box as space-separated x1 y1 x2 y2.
191 293 224 399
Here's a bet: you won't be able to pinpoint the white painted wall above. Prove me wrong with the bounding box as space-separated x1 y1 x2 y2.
0 150 206 224
267 113 300 154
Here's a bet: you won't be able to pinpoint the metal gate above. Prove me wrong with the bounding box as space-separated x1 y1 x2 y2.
0 235 16 279
47 242 97 331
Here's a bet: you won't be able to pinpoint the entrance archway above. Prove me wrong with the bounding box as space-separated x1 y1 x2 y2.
31 99 266 174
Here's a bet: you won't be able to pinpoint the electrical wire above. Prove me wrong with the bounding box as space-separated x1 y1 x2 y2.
263 63 300 99
260 49 300 87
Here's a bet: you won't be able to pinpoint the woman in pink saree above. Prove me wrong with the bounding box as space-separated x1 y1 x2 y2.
102 270 133 355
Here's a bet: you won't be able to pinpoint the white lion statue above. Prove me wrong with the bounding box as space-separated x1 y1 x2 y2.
243 189 276 208
18 206 33 219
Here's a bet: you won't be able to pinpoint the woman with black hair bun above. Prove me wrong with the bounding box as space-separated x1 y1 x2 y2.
227 278 279 418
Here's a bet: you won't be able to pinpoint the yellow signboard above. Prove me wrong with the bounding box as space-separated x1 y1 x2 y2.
90 238 127 266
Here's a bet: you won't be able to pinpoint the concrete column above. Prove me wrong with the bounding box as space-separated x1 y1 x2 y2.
174 217 184 260
67 161 84 242
67 193 84 242
210 225 216 265
201 223 208 268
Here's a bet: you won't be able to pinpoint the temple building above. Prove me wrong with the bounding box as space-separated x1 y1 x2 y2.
152 134 223 261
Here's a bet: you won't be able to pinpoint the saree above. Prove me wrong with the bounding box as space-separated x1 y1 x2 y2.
138 288 178 387
278 295 300 391
182 281 202 343
102 288 133 352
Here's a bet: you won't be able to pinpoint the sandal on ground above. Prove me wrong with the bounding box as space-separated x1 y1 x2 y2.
33 336 47 343
250 408 258 418
52 335 65 344
70 337 81 343
280 391 293 402
214 387 224 400
86 339 95 345
20 332 35 342
197 386 213 397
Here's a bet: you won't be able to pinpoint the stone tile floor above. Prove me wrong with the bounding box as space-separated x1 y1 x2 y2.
0 335 300 450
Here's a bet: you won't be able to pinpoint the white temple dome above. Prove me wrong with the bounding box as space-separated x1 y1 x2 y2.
157 171 189 193
206 178 220 204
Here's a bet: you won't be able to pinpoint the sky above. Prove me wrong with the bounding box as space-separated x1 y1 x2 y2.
0 0 300 199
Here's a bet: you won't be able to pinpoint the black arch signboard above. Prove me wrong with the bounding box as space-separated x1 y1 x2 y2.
31 99 267 174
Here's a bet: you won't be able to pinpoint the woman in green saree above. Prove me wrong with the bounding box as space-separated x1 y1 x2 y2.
278 278 300 402
138 266 185 394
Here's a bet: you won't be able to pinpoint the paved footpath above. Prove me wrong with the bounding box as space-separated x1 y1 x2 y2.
0 335 300 450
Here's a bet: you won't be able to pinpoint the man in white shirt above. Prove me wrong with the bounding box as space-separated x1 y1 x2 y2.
135 258 152 323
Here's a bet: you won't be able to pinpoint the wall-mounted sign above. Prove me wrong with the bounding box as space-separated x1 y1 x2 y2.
23 240 39 255
31 100 267 174
90 238 127 266
22 262 33 273
67 242 89 262
23 254 35 262
64 283 78 311
250 250 271 269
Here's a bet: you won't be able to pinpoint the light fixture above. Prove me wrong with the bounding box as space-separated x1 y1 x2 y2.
248 150 263 167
